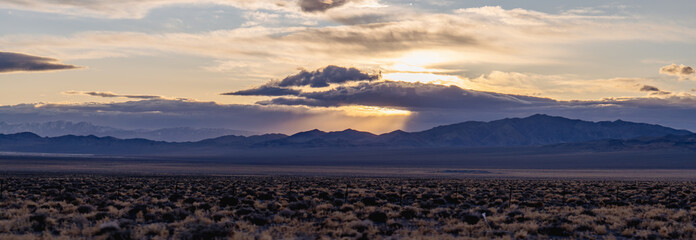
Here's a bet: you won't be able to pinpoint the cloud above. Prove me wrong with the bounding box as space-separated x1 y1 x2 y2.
0 0 299 19
63 91 163 99
636 84 671 96
463 71 664 101
404 96 696 132
639 85 660 92
660 64 695 80
222 65 379 96
261 81 557 109
299 0 349 12
4 94 696 134
637 84 672 96
221 85 300 96
0 51 79 73
277 65 380 88
251 79 696 131
0 99 410 134
5 5 691 69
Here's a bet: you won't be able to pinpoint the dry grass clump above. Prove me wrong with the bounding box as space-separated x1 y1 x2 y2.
0 175 694 239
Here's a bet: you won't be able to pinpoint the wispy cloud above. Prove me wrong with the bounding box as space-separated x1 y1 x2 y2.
0 0 383 19
221 85 300 96
0 99 411 134
4 6 693 67
640 85 660 92
0 0 300 19
63 91 163 99
299 0 350 12
260 81 556 110
0 51 79 73
639 85 671 96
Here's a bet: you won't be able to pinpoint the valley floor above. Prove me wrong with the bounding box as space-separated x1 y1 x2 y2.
2 156 696 180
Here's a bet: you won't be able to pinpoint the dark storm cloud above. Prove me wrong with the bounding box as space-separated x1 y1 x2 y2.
2 95 696 133
0 51 79 73
278 65 380 88
253 80 696 131
299 0 349 12
402 97 696 132
0 99 323 132
640 85 660 92
222 65 379 97
221 85 301 96
261 81 557 109
64 91 162 99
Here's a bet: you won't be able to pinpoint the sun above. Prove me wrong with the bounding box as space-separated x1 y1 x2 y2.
393 50 453 67
381 50 468 88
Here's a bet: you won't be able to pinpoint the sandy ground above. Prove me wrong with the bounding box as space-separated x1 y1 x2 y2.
2 158 696 180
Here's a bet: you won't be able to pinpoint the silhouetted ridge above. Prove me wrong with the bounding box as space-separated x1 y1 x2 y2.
0 114 691 154
404 114 692 147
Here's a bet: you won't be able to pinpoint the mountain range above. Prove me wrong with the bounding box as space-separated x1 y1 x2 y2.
0 121 257 142
0 114 693 156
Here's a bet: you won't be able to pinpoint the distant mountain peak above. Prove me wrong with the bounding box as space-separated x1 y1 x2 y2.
0 121 258 142
528 113 551 118
288 129 327 140
385 130 407 134
2 132 41 139
293 129 325 135
332 129 374 135
523 114 572 121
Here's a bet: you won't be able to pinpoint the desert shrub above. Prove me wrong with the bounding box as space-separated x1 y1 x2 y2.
361 197 379 206
29 213 51 232
235 207 255 216
399 207 418 219
256 192 274 201
169 193 183 202
368 211 388 223
177 222 231 240
461 214 480 225
77 205 94 214
219 195 238 207
245 213 270 226
183 197 197 204
126 204 148 218
288 201 310 210
539 225 571 237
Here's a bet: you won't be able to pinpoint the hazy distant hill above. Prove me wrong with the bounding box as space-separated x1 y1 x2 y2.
397 114 693 147
546 133 696 151
0 114 692 155
0 121 257 142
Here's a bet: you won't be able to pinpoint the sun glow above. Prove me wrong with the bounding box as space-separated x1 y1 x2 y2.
381 50 469 88
393 50 452 67
382 72 466 87
336 105 411 117
281 105 412 134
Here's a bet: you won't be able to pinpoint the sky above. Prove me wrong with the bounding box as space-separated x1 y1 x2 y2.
2 0 696 134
